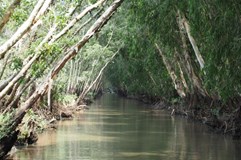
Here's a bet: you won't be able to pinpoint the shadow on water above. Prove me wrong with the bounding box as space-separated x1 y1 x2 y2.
7 94 241 160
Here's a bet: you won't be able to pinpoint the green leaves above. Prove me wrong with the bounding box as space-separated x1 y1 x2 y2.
11 0 36 25
10 56 23 70
103 0 241 105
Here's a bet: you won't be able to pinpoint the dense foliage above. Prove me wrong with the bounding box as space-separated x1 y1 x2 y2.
105 0 241 102
0 0 241 157
0 0 124 157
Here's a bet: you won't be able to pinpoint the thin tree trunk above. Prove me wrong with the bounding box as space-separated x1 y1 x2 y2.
73 8 104 36
5 82 20 106
49 0 106 44
72 60 81 93
0 22 57 100
47 78 53 112
0 54 38 100
71 61 78 92
146 70 157 85
0 0 46 59
0 0 21 32
0 52 12 80
0 0 104 98
0 1 123 158
155 43 186 98
0 73 17 91
182 16 205 69
16 0 124 124
4 77 35 113
74 60 82 92
174 49 190 94
93 74 102 94
176 10 208 97
177 61 189 93
80 63 95 97
66 0 83 17
35 0 53 20
67 60 74 93
76 49 119 105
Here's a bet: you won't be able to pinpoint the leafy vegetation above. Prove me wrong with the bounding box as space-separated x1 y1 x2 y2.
105 0 241 103
0 0 241 157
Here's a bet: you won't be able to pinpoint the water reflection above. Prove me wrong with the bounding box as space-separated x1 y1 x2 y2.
7 94 241 160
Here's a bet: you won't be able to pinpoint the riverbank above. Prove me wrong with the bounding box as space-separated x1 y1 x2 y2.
117 92 241 139
9 101 87 147
6 94 241 160
5 93 241 159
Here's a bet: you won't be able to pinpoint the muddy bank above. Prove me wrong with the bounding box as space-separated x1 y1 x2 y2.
8 102 88 151
152 97 241 139
115 91 241 139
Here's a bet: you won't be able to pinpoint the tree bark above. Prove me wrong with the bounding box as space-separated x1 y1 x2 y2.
0 50 12 80
182 16 205 69
155 43 186 98
0 0 46 59
76 49 119 105
47 78 53 112
5 82 20 106
174 50 189 93
1 0 103 99
49 0 106 44
67 60 74 93
16 0 124 124
35 0 53 20
0 0 104 100
4 77 35 113
176 10 208 97
73 8 104 36
0 0 124 158
0 73 17 91
0 54 38 100
0 21 57 101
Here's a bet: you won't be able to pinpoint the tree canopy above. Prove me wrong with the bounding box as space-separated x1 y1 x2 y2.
0 0 241 158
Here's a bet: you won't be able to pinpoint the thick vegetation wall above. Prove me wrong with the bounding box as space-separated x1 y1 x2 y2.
105 1 241 136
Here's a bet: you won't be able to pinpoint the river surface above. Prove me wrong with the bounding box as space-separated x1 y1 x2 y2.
7 94 241 160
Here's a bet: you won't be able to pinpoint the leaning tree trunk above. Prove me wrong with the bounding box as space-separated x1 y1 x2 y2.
0 0 46 59
176 10 208 97
47 78 53 112
0 73 17 91
174 50 190 94
0 0 124 158
76 49 119 105
49 0 106 44
67 60 74 93
155 43 186 98
183 17 205 70
0 0 105 100
0 54 38 100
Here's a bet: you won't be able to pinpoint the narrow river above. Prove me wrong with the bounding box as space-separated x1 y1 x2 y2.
7 94 241 160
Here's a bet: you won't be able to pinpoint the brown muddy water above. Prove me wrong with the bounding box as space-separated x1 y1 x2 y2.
7 94 241 160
